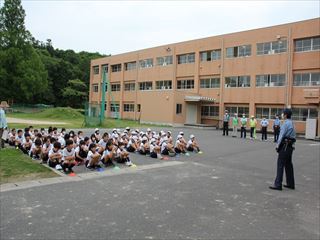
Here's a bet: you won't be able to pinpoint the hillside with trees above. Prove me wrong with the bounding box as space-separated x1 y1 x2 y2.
0 0 106 108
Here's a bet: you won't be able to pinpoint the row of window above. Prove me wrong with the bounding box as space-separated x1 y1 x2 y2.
200 105 318 121
92 72 320 92
93 36 320 74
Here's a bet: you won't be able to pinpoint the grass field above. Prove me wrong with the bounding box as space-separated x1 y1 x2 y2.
0 148 58 184
7 107 166 129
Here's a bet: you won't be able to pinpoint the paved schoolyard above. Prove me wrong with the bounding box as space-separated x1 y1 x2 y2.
0 128 319 240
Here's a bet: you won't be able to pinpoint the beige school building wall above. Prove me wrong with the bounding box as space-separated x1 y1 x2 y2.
89 18 320 136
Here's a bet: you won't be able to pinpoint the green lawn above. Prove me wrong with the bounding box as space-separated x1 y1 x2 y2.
7 107 170 129
0 148 58 184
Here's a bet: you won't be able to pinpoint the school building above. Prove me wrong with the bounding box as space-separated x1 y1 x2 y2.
89 18 320 136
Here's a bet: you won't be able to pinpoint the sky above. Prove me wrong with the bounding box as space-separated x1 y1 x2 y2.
15 0 320 55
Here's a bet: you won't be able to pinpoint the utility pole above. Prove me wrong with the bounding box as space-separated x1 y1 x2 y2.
100 68 107 125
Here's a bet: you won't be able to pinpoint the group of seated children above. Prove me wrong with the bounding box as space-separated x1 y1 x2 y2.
7 126 201 173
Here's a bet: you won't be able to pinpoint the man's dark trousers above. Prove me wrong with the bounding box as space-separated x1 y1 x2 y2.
274 146 295 188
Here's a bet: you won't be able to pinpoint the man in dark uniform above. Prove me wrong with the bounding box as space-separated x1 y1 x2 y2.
269 108 296 191
222 110 230 136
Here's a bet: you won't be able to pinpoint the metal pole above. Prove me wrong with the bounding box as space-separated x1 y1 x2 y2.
100 69 106 125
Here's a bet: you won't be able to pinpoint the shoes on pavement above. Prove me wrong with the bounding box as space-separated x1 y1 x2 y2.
283 185 295 190
269 185 282 191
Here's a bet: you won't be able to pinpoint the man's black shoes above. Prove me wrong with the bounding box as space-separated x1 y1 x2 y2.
269 185 282 191
283 185 295 190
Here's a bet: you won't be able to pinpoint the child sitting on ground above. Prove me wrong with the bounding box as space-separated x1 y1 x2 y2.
114 142 132 166
21 133 32 154
75 140 88 165
41 136 52 164
139 136 150 155
30 138 42 160
101 139 115 168
187 135 201 153
48 142 63 169
62 139 76 173
8 128 16 146
174 135 186 154
86 143 101 169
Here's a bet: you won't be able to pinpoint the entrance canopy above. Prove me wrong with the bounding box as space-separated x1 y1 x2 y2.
184 96 215 103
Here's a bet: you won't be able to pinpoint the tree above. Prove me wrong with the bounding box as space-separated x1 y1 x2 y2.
62 79 88 108
0 0 47 103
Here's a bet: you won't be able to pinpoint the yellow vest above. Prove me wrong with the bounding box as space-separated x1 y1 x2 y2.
250 119 257 127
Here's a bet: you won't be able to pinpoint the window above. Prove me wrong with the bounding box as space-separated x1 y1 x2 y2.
226 45 251 58
177 79 194 89
124 82 135 91
200 49 221 61
123 104 134 112
111 64 121 72
101 64 108 73
139 81 153 90
225 76 250 88
177 53 195 64
293 72 320 86
257 40 287 55
256 74 285 87
110 104 119 112
125 61 136 71
92 84 99 92
200 78 220 88
256 107 284 119
176 104 182 114
225 106 249 116
156 56 173 66
111 83 121 92
156 80 172 90
137 104 141 112
93 66 99 75
201 106 219 117
292 108 318 121
139 58 153 68
295 36 320 52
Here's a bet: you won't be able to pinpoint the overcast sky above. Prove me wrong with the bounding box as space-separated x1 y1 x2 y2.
17 0 320 55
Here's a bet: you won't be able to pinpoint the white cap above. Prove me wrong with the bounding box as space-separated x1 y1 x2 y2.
135 129 140 133
179 131 184 135
161 132 166 137
132 136 138 141
113 128 117 132
142 136 148 141
95 128 99 132
131 131 137 135
177 135 183 139
124 130 128 133
150 138 156 143
190 134 195 139
167 131 172 134
126 127 130 130
147 128 151 132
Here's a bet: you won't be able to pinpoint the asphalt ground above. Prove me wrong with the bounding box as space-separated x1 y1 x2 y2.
0 128 319 240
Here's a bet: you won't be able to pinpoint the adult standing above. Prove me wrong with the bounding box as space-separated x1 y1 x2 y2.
232 113 238 137
240 114 247 138
222 110 230 136
0 102 8 149
260 117 269 141
269 108 296 191
273 115 281 143
249 115 257 139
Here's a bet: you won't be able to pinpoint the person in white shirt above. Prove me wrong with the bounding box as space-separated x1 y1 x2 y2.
15 129 24 149
21 133 32 154
75 140 88 165
86 143 101 169
8 128 16 146
174 135 186 154
62 139 76 173
139 136 150 155
30 138 42 160
97 132 109 154
48 142 63 169
41 136 52 163
94 128 101 141
187 135 200 153
126 136 138 152
101 139 115 168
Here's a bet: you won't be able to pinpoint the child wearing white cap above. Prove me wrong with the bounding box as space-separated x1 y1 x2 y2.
139 136 150 155
174 135 186 154
187 135 200 153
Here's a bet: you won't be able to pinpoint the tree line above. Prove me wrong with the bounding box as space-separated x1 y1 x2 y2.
0 0 106 108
